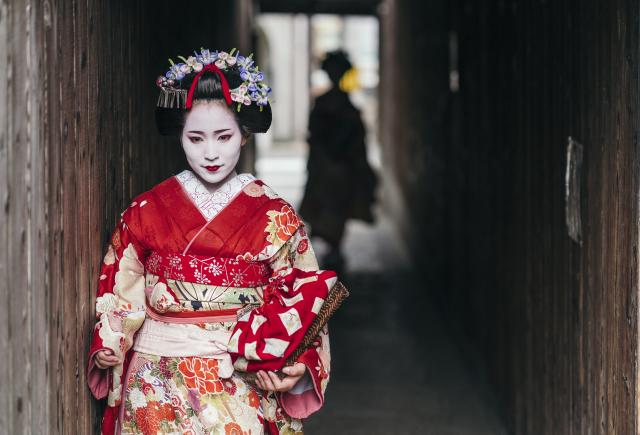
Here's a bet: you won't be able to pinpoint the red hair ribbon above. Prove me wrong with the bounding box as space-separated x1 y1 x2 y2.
185 63 233 109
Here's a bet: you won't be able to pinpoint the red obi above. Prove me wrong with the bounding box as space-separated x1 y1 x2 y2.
145 250 272 287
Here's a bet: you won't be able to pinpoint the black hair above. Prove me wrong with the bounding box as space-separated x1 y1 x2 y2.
321 50 353 85
155 69 272 136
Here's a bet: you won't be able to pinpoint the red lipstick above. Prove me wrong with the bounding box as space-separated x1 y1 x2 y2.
204 165 222 172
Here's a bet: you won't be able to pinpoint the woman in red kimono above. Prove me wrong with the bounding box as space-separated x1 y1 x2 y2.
87 48 336 434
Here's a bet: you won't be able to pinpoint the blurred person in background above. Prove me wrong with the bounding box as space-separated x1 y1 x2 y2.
300 50 377 274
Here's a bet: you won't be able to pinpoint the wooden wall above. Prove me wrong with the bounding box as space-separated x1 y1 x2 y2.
378 0 450 288
1 0 254 432
453 1 640 432
380 0 640 433
0 1 49 432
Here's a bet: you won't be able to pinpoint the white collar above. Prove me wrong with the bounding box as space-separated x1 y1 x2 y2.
176 170 256 220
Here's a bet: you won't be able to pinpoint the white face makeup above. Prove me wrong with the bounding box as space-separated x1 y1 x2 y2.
180 100 247 193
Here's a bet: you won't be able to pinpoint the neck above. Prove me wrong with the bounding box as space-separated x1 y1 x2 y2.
194 169 238 195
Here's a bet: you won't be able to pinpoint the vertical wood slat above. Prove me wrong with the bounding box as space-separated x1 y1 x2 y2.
8 2 29 431
28 0 49 431
0 0 49 433
0 0 11 432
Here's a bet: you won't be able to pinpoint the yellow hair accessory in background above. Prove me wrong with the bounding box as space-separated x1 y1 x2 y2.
339 67 360 92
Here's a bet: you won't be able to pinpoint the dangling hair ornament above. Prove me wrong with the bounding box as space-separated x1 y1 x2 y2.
155 47 272 112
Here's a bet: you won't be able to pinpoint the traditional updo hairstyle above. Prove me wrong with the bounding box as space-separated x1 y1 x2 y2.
155 68 272 137
321 50 353 85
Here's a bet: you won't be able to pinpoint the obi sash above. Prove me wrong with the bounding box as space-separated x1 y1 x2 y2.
144 250 271 287
138 251 269 377
133 318 235 378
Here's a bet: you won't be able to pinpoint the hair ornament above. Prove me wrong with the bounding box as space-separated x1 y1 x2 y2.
155 47 272 113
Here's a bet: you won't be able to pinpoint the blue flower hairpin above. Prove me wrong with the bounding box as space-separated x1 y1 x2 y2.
155 47 272 112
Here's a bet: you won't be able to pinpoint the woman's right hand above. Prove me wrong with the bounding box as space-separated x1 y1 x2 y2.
93 349 121 369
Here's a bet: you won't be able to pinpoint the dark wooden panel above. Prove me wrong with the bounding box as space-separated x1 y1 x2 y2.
380 0 640 433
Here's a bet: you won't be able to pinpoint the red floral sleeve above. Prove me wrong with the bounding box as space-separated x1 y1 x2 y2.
275 228 332 418
228 219 332 419
87 201 149 408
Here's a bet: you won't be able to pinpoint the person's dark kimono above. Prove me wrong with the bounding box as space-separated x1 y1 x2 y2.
299 87 377 254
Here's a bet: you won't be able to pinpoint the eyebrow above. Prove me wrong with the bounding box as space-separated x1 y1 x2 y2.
186 129 231 135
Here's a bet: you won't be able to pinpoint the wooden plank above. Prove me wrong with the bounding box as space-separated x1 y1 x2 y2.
0 0 11 432
0 1 48 433
8 2 29 430
27 0 49 432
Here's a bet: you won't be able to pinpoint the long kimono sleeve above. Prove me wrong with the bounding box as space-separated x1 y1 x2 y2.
230 224 333 418
87 204 149 407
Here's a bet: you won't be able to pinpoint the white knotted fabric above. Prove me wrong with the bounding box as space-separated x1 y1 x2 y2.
133 318 234 378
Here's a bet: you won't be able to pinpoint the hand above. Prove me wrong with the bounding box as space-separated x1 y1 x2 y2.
93 349 121 369
255 363 306 393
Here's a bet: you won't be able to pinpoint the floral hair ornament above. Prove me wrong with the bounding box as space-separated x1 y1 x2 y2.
185 63 232 108
155 47 272 112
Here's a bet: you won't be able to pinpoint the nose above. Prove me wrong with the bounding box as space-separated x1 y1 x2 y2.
203 139 219 161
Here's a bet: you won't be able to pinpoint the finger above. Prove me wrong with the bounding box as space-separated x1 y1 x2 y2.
95 355 119 367
255 375 264 390
256 371 269 390
97 350 113 358
282 366 293 376
97 356 120 366
260 371 274 391
95 360 109 369
283 364 305 376
261 371 277 391
277 377 297 391
267 371 284 391
96 351 113 360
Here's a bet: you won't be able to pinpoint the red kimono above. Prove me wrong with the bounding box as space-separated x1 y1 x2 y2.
87 171 333 434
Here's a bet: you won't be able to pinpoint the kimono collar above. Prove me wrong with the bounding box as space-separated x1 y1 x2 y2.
176 170 256 221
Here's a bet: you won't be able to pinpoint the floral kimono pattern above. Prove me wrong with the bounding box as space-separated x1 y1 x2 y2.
87 171 333 435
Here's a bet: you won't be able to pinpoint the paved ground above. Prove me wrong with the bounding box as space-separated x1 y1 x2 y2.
257 146 508 435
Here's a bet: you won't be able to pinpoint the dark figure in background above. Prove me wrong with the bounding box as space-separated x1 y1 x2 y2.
299 50 377 273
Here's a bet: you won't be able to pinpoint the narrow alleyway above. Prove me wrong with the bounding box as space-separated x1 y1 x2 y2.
257 146 507 434
5 1 639 433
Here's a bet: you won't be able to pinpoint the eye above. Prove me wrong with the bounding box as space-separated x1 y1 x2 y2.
218 134 232 142
188 136 203 143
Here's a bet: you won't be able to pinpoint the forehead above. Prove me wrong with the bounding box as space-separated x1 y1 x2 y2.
183 101 238 130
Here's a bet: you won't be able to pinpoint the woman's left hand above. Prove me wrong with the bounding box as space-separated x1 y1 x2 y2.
256 363 307 392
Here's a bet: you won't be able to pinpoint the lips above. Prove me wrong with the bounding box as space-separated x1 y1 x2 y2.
204 165 222 172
